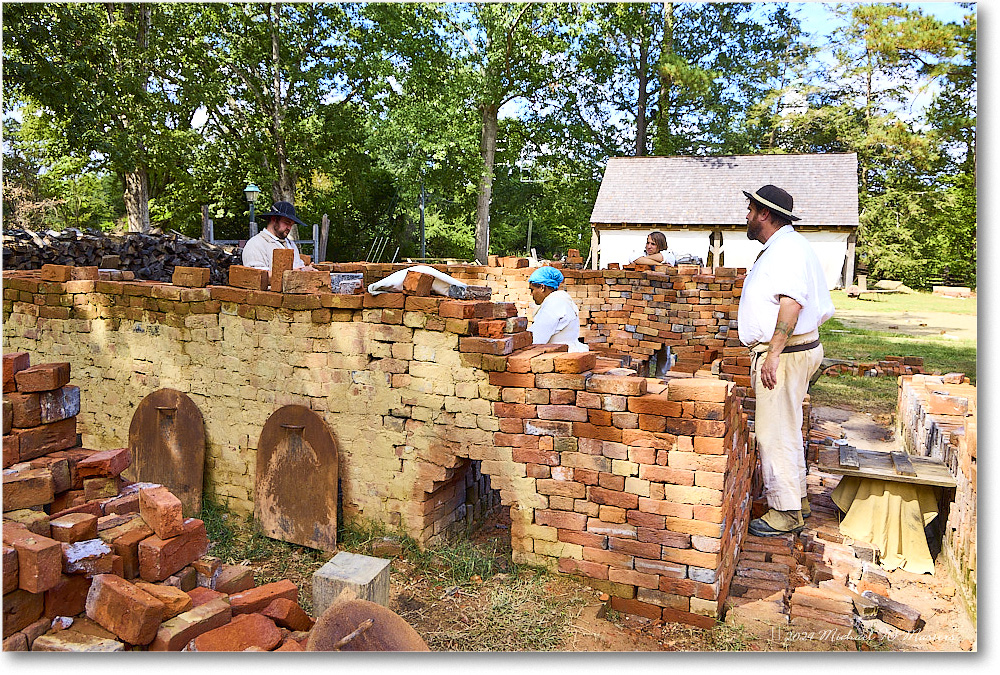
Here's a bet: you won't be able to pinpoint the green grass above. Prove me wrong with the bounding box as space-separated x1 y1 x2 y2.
831 289 977 315
819 318 977 383
810 292 977 415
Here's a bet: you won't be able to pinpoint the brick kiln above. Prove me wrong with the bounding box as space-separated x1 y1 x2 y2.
5 259 763 626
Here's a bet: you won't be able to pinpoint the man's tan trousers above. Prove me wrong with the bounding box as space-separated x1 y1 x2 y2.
751 331 824 512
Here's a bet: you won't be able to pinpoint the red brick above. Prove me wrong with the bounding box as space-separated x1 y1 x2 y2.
138 486 185 539
489 371 537 388
558 557 609 580
3 589 44 638
228 265 269 291
75 448 131 478
261 597 314 631
628 395 683 416
10 417 77 461
582 546 633 567
666 378 729 403
639 465 695 485
661 546 720 569
588 486 638 510
149 596 232 651
275 637 305 651
401 270 436 296
493 402 537 418
3 466 55 511
172 266 211 288
270 249 294 292
138 518 209 582
586 374 647 396
608 536 661 559
214 564 255 594
44 573 92 618
62 539 115 575
438 300 491 319
187 586 227 607
537 404 589 422
3 523 62 593
535 509 588 531
13 362 70 393
625 510 666 529
552 352 597 374
556 529 608 549
7 391 42 428
611 596 660 621
40 264 73 282
229 579 298 615
85 574 166 645
135 582 195 618
3 545 17 595
536 479 587 499
3 351 31 390
609 567 659 589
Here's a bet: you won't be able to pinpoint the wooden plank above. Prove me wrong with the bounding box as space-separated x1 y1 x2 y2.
816 447 956 488
839 445 860 469
890 451 917 477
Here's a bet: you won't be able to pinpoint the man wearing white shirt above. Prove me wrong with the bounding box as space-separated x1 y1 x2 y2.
737 185 834 537
241 201 315 271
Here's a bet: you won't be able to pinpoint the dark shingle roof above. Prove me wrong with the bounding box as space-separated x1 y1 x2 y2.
590 154 859 227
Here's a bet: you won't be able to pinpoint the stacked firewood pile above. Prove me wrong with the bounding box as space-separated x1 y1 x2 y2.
2 228 239 286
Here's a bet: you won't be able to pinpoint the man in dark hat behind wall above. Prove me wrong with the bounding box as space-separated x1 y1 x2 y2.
737 185 835 536
242 200 315 271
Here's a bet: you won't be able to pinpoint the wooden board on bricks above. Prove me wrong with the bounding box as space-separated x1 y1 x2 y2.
255 405 338 551
126 389 205 517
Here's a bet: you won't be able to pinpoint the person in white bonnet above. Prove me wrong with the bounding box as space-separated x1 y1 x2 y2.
527 266 589 353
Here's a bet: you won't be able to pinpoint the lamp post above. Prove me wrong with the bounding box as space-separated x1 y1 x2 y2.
244 183 261 237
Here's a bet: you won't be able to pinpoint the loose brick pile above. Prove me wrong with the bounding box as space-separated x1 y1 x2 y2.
3 353 315 651
897 373 976 621
823 355 926 378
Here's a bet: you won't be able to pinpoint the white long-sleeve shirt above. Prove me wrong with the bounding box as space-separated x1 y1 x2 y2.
241 229 306 270
529 289 589 352
737 225 835 345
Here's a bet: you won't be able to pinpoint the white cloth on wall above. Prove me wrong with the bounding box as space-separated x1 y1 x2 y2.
367 264 467 295
597 229 710 269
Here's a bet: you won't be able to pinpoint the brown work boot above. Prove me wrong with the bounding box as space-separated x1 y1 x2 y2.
748 509 804 537
801 496 811 519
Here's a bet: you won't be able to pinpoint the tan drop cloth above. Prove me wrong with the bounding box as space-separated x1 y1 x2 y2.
831 476 940 574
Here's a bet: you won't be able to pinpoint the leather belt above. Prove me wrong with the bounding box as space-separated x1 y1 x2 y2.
781 339 821 353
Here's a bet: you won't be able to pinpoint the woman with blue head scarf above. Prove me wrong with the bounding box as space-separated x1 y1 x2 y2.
527 266 589 352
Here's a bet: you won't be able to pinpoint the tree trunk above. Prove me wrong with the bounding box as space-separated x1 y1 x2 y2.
124 168 151 233
475 104 498 265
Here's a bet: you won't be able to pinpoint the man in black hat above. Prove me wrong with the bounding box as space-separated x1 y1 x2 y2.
737 185 834 536
242 201 315 271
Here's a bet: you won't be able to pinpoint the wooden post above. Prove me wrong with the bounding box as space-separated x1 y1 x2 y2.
312 222 319 260
590 225 600 269
201 206 210 242
844 230 857 288
318 214 329 263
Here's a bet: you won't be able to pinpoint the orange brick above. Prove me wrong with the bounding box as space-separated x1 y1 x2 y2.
558 557 610 580
628 394 683 417
137 518 209 582
402 270 436 296
171 266 211 288
270 250 294 292
261 597 314 632
586 374 647 396
191 611 282 652
75 447 131 478
3 523 62 593
49 513 98 543
85 574 166 645
13 362 70 393
552 352 597 374
229 579 298 615
139 486 185 539
3 351 31 391
666 378 730 403
40 264 73 282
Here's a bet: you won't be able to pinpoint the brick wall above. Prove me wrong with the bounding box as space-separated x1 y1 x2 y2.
897 374 977 621
4 262 754 625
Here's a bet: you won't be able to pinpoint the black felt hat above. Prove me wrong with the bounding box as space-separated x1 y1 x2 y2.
257 201 307 227
742 185 800 221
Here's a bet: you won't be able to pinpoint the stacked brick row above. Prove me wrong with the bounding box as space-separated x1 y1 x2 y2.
484 345 754 627
3 353 314 651
897 373 976 622
823 355 925 378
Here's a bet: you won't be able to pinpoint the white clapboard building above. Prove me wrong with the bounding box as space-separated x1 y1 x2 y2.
589 153 859 289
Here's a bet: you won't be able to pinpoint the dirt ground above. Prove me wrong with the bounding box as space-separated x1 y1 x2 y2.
834 307 977 342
